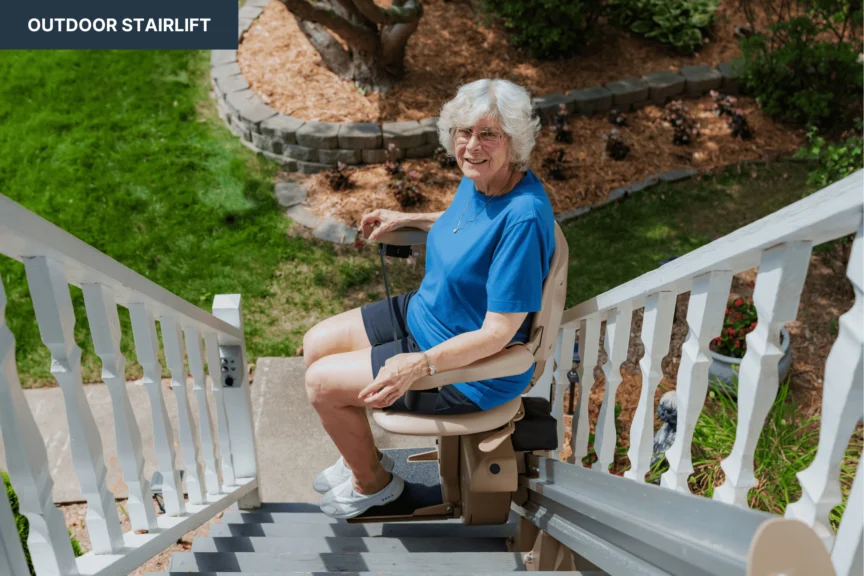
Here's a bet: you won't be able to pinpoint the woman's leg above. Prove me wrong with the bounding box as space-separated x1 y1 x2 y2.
304 348 391 495
302 307 372 369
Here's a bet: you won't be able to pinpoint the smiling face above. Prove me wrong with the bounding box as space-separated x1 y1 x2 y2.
453 117 511 192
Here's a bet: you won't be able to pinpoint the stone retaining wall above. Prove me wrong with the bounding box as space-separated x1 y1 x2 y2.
213 0 743 174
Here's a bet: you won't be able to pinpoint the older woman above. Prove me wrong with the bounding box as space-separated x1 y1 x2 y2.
302 79 556 519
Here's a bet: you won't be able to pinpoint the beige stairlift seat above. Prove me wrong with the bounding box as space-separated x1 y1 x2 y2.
370 221 569 438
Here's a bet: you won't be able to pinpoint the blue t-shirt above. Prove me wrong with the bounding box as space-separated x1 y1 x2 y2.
406 169 556 410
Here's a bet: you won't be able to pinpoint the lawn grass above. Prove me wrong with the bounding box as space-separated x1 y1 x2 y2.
0 50 295 386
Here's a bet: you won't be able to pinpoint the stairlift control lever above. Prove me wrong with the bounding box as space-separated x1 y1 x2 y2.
218 345 243 387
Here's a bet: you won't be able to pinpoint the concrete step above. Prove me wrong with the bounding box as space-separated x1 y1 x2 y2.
169 551 529 573
192 536 508 553
208 520 518 539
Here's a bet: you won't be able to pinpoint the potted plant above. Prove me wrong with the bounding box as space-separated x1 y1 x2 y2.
708 298 792 395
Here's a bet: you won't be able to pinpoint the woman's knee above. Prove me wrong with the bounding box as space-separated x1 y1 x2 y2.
304 360 330 408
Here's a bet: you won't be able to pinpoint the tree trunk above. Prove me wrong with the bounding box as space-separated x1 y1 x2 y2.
280 0 423 93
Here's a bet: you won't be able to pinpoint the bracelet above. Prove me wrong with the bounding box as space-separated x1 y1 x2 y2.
420 351 436 376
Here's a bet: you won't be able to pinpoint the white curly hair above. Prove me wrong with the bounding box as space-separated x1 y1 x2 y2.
437 79 541 172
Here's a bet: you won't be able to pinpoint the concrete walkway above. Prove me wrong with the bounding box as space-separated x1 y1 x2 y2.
0 357 433 504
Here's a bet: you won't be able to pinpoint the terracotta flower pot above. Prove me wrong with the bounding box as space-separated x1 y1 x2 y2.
708 327 792 396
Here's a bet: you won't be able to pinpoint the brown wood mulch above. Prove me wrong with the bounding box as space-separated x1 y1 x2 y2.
239 0 754 123
301 93 805 228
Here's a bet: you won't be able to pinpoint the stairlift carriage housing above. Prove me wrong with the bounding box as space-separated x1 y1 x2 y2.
360 222 569 525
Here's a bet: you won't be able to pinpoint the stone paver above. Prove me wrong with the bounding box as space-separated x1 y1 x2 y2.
275 182 306 208
717 61 743 95
554 206 591 222
313 218 358 244
659 168 697 182
607 187 629 202
236 94 278 127
419 117 440 145
286 204 321 228
605 78 649 111
260 150 298 171
680 65 722 97
532 93 577 123
643 70 686 104
260 115 305 144
210 49 237 67
337 123 382 149
405 143 438 159
238 5 264 20
318 148 362 165
361 149 390 164
569 86 613 115
283 144 318 162
296 122 340 149
211 62 241 80
251 132 276 152
296 160 331 174
225 89 255 114
382 121 426 149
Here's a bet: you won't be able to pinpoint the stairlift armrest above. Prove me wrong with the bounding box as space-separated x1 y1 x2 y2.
408 344 536 391
371 227 428 246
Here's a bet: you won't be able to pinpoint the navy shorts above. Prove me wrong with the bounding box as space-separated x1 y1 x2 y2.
360 290 481 416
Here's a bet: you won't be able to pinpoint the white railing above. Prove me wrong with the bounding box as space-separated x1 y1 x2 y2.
0 194 260 576
536 170 863 576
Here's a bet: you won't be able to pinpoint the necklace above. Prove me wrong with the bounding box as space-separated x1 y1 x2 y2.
453 171 516 233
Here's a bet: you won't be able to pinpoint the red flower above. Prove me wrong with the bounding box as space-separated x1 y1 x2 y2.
734 340 742 347
734 299 743 306
750 322 757 328
727 328 736 335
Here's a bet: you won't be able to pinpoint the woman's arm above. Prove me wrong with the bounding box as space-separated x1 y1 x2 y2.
404 211 444 232
422 311 527 373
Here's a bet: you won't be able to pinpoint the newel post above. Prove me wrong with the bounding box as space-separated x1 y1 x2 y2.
212 294 261 509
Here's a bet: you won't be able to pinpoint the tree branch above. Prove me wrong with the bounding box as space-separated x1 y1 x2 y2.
379 0 421 76
294 16 353 76
277 0 377 51
351 0 423 25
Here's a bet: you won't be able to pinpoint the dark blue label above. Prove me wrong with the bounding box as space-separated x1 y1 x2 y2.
1 0 239 49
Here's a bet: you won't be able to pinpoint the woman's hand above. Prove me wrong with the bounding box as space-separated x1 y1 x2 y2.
359 209 407 242
359 352 428 409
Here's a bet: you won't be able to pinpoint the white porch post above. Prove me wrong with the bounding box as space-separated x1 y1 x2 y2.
212 294 261 508
204 331 236 488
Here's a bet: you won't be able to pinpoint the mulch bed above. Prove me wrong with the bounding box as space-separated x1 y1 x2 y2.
239 0 754 122
301 94 805 227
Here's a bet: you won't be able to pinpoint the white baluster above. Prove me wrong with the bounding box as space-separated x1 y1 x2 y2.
204 331 236 487
23 257 124 553
625 291 675 482
82 283 158 532
832 455 863 576
129 303 185 516
184 325 221 495
213 294 261 509
552 327 577 460
570 315 601 465
161 316 206 504
661 270 733 492
0 470 30 576
0 280 73 576
786 224 864 547
594 303 633 473
714 242 812 506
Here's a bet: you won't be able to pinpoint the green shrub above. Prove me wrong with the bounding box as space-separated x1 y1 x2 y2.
608 0 719 54
483 0 603 59
794 120 864 188
2 470 84 575
739 0 863 128
710 298 759 359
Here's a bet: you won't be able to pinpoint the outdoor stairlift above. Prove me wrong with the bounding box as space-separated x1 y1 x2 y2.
353 222 569 525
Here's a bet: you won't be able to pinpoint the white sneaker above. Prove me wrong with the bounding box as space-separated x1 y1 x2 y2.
319 473 405 519
313 452 395 494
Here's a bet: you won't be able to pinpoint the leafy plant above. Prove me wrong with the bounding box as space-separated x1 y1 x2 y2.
608 0 719 54
3 470 84 575
608 108 628 127
552 103 573 143
710 298 758 358
711 91 754 140
542 147 572 180
435 146 457 169
645 379 861 530
326 162 353 191
738 0 863 128
604 129 631 160
384 143 403 177
390 169 423 208
794 120 863 188
482 0 604 59
663 100 700 145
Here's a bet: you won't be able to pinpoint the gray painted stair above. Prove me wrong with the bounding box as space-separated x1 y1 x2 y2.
153 493 601 574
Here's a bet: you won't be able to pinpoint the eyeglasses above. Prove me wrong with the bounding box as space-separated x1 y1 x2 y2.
451 126 506 146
